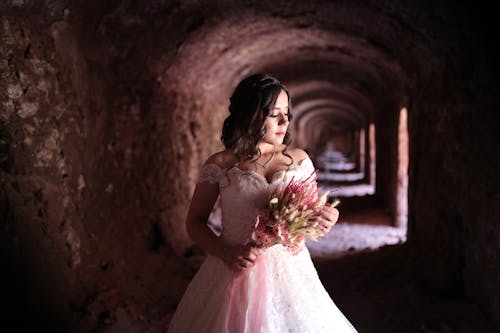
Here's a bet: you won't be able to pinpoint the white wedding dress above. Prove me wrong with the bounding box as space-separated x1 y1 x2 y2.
167 158 358 333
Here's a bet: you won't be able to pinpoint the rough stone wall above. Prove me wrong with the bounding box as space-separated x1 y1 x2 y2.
1 2 235 331
1 12 88 330
374 100 400 222
0 4 204 332
1 1 499 332
409 85 500 327
408 18 500 327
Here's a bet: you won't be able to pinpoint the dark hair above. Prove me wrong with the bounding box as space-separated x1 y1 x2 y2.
221 73 293 158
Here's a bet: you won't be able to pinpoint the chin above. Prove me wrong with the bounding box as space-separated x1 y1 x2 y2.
262 136 284 146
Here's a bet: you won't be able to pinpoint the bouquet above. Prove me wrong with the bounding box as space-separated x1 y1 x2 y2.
251 170 339 255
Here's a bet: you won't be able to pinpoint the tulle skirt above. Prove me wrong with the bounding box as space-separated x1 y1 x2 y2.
166 246 358 333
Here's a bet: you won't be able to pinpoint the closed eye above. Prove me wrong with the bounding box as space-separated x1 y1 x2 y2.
269 113 289 118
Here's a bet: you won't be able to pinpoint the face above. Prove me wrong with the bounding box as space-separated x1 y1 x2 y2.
260 89 289 146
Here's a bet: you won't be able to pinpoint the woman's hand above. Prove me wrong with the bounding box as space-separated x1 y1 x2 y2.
221 243 263 273
317 204 340 234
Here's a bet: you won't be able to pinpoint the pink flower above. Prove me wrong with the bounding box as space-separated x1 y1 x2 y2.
252 170 335 255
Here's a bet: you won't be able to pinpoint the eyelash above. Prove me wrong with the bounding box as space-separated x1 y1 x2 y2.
269 113 289 118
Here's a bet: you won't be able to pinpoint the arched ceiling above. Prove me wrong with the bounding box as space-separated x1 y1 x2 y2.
158 1 429 153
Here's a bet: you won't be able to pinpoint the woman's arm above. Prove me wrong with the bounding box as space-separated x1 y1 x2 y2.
186 175 262 272
185 181 226 259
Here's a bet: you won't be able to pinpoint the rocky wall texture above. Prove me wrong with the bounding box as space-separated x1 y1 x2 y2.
0 4 201 332
0 0 499 332
405 5 500 326
409 69 500 327
1 12 88 330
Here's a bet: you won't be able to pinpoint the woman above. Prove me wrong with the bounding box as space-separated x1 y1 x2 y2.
167 74 358 332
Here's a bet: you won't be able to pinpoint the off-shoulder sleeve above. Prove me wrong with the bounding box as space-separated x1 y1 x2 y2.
197 163 229 186
300 158 315 174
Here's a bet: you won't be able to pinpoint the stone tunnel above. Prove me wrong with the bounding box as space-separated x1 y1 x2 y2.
1 1 499 332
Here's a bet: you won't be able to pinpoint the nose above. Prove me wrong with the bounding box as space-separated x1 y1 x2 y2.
278 115 288 126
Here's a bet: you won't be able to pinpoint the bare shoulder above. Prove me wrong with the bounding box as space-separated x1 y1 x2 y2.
204 149 238 169
284 146 310 164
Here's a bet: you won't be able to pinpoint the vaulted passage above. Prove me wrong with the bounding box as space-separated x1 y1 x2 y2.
1 1 499 332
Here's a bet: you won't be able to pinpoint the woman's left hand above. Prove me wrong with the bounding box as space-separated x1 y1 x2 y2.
317 204 340 234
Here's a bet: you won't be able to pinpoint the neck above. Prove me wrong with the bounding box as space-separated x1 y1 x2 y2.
254 145 276 169
257 143 277 155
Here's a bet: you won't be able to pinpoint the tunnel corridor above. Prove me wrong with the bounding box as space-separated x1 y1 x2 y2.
1 1 499 332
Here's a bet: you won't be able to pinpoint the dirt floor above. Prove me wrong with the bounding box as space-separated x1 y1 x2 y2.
306 204 496 333
313 244 496 333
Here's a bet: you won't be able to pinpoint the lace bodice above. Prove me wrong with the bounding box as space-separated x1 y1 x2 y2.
198 158 315 245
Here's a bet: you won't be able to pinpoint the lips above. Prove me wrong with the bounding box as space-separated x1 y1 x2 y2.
276 132 286 136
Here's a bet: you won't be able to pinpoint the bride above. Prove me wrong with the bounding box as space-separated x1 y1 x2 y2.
167 74 358 332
